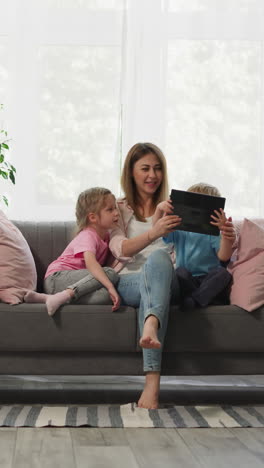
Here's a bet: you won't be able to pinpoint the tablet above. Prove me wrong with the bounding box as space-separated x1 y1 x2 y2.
170 189 226 236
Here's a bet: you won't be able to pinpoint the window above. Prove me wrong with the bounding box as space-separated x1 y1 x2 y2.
2 0 264 220
2 0 123 220
166 40 261 218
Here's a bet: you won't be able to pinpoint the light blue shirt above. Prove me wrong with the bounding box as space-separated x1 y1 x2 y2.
163 230 221 276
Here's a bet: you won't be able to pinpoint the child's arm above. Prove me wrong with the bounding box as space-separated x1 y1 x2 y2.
217 219 236 261
210 209 236 262
84 251 120 311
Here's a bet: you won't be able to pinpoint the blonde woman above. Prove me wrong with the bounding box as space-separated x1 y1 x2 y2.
110 142 181 409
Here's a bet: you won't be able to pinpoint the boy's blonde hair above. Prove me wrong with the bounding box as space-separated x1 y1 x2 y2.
121 142 169 222
187 182 221 197
75 187 112 233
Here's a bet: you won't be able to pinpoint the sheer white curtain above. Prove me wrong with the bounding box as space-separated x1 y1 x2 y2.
165 0 264 219
120 0 167 153
1 0 124 220
122 0 264 219
1 0 264 220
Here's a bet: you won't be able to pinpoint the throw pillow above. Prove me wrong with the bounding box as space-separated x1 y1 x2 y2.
0 210 37 304
228 218 264 312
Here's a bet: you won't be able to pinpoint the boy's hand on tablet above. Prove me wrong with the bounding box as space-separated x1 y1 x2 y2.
210 208 227 230
211 210 236 243
220 217 236 242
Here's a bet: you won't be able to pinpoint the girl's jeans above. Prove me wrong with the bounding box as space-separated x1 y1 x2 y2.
117 249 176 373
44 267 119 305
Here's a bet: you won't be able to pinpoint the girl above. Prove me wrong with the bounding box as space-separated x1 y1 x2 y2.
24 187 120 315
109 142 181 409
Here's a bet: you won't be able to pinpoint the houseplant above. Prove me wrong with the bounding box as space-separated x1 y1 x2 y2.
0 104 16 206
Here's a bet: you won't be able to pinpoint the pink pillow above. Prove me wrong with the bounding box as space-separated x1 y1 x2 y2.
0 210 37 304
228 218 264 312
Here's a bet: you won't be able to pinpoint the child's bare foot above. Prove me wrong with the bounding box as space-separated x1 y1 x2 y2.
139 315 161 349
137 372 160 409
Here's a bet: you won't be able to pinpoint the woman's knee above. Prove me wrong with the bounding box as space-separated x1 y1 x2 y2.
147 249 173 270
144 249 174 282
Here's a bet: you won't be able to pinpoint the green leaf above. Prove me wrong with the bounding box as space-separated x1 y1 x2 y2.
0 170 8 179
2 195 8 207
11 165 16 172
0 155 4 163
2 143 9 150
9 171 15 184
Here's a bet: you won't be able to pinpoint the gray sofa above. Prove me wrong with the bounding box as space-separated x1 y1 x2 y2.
0 219 264 378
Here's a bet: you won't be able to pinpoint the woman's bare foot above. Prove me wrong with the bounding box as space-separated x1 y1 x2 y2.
137 372 160 409
139 315 161 349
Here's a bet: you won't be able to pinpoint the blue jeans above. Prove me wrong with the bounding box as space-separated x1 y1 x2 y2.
116 249 175 372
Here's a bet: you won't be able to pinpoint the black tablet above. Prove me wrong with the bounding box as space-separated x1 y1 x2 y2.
170 189 226 236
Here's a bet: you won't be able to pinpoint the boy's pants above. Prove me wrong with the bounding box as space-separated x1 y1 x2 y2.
175 266 232 307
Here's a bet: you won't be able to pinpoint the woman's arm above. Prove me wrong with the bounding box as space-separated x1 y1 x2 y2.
121 215 181 257
110 199 181 258
84 251 120 311
152 199 174 226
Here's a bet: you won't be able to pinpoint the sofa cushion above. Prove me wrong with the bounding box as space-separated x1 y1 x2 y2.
163 304 264 352
0 211 37 304
228 218 264 312
12 220 76 292
0 303 137 352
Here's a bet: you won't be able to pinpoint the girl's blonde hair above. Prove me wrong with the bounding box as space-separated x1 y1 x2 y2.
121 142 169 221
75 187 112 233
187 182 221 197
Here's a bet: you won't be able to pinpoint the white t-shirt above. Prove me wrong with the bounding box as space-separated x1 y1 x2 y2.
119 215 174 274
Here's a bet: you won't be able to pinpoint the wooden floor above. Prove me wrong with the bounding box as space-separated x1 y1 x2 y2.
1 427 264 468
1 375 264 467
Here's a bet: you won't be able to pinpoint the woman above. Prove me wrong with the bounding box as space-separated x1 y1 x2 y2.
109 142 181 409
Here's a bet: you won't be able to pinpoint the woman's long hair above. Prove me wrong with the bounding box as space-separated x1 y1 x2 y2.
121 142 169 221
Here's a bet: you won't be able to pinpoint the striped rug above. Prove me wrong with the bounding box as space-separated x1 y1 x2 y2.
1 404 264 427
